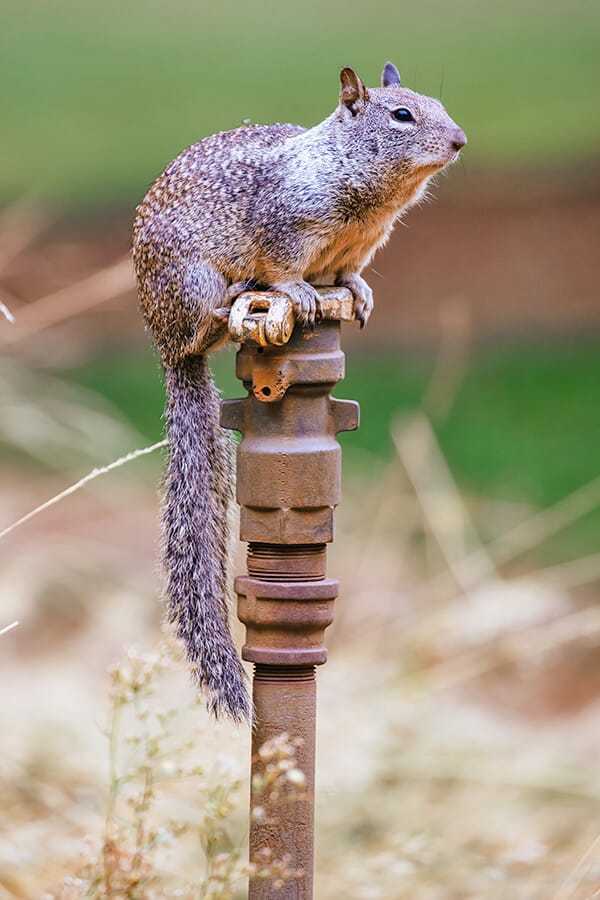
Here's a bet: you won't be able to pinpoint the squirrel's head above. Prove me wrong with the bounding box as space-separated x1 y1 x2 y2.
337 63 466 178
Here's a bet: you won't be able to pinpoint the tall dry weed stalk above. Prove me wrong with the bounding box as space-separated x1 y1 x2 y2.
43 641 305 899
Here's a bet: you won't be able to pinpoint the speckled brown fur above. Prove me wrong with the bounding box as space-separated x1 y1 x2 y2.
132 63 466 721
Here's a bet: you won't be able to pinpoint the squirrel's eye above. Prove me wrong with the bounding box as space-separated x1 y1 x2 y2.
391 108 414 123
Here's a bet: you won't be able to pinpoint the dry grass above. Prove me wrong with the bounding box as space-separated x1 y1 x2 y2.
1 207 599 898
1 413 599 898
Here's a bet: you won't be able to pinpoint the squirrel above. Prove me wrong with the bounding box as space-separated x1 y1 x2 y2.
132 62 466 722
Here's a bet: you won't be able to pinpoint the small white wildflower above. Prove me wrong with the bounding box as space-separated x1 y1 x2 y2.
286 768 306 787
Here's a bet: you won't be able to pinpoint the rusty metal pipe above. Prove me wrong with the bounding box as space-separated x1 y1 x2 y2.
250 662 316 898
221 287 358 899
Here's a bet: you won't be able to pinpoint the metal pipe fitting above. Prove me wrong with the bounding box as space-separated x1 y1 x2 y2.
221 286 358 899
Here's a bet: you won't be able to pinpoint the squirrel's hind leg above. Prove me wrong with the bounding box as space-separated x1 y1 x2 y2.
136 251 230 362
179 259 234 356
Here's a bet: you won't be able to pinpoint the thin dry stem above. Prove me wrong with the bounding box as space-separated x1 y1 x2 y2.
0 201 50 272
420 293 472 425
488 474 600 565
0 296 15 323
406 605 600 697
2 256 134 342
0 440 168 540
391 411 499 595
552 831 600 900
415 471 600 600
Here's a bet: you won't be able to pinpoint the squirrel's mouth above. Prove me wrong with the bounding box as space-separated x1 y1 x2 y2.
416 159 452 176
435 147 464 169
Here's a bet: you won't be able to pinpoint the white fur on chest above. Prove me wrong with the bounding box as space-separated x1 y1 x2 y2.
303 189 405 282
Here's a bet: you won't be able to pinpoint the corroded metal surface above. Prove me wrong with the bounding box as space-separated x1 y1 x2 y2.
228 292 295 346
222 288 358 899
250 663 317 899
227 285 355 348
220 317 359 544
236 574 338 666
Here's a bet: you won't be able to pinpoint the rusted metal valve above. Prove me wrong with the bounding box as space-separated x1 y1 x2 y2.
221 286 358 900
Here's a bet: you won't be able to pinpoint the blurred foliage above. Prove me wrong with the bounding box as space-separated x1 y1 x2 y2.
63 339 600 560
2 0 600 207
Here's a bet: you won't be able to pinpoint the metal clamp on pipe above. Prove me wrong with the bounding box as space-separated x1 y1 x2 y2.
228 292 295 346
227 285 355 347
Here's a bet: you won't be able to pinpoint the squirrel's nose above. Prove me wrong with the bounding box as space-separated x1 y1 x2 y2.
451 128 467 151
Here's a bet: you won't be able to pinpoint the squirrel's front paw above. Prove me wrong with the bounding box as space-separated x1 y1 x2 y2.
271 280 322 329
337 274 374 329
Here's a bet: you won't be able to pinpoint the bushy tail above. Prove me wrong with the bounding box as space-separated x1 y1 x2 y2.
162 354 250 721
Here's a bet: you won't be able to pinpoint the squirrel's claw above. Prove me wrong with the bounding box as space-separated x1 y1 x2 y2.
212 307 231 323
336 273 374 329
271 280 322 330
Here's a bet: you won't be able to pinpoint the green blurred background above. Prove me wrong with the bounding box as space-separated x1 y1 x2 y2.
2 0 600 206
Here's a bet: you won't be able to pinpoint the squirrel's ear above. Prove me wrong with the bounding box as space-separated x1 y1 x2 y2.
339 67 368 116
381 61 401 87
